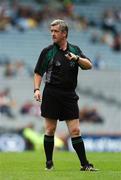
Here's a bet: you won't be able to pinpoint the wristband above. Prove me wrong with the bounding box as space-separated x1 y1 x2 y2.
34 88 39 93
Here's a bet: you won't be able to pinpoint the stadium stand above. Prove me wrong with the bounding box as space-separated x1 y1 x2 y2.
0 0 121 136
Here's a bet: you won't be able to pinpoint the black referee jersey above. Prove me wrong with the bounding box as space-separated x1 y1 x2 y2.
34 42 90 91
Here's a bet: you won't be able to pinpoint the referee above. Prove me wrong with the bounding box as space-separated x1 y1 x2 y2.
34 19 97 171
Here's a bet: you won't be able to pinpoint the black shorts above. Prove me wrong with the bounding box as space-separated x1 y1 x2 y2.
41 85 79 121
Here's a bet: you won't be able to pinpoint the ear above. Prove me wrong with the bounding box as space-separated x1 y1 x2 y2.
62 31 67 38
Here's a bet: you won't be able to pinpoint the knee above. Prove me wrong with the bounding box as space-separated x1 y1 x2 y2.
70 127 80 136
45 126 56 136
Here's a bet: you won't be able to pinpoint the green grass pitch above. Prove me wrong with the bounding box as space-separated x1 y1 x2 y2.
0 151 121 180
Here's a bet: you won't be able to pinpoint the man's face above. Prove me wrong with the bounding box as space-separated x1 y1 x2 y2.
50 24 66 44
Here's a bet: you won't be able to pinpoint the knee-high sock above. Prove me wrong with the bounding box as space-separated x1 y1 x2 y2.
44 135 54 162
71 136 89 166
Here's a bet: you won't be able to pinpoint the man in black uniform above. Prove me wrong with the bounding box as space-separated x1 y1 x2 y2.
34 19 97 171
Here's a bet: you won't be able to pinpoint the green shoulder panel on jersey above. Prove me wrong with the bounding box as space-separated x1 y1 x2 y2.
68 44 80 55
40 45 58 76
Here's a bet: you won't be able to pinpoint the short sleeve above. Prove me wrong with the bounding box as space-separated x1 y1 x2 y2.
34 48 48 76
76 46 91 61
75 46 91 69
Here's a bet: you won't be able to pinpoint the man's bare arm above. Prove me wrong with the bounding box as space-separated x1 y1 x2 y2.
34 73 42 101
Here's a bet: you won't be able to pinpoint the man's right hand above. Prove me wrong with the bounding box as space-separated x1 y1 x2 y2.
34 90 41 102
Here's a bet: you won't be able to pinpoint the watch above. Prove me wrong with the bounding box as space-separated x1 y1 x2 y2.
76 55 80 62
34 88 40 93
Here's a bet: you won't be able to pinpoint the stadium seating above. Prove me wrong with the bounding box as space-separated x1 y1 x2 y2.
0 0 121 135
0 28 121 69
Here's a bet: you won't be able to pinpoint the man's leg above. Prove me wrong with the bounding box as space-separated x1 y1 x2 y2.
44 118 57 170
66 119 88 165
66 119 96 171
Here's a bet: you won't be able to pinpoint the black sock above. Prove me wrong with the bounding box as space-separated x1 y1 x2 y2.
71 136 89 166
44 135 54 162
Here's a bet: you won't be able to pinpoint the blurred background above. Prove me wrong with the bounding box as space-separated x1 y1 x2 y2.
0 0 121 152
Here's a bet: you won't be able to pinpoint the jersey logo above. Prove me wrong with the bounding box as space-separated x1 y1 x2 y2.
70 61 75 67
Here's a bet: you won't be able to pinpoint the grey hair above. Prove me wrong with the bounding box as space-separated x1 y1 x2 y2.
50 19 68 37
